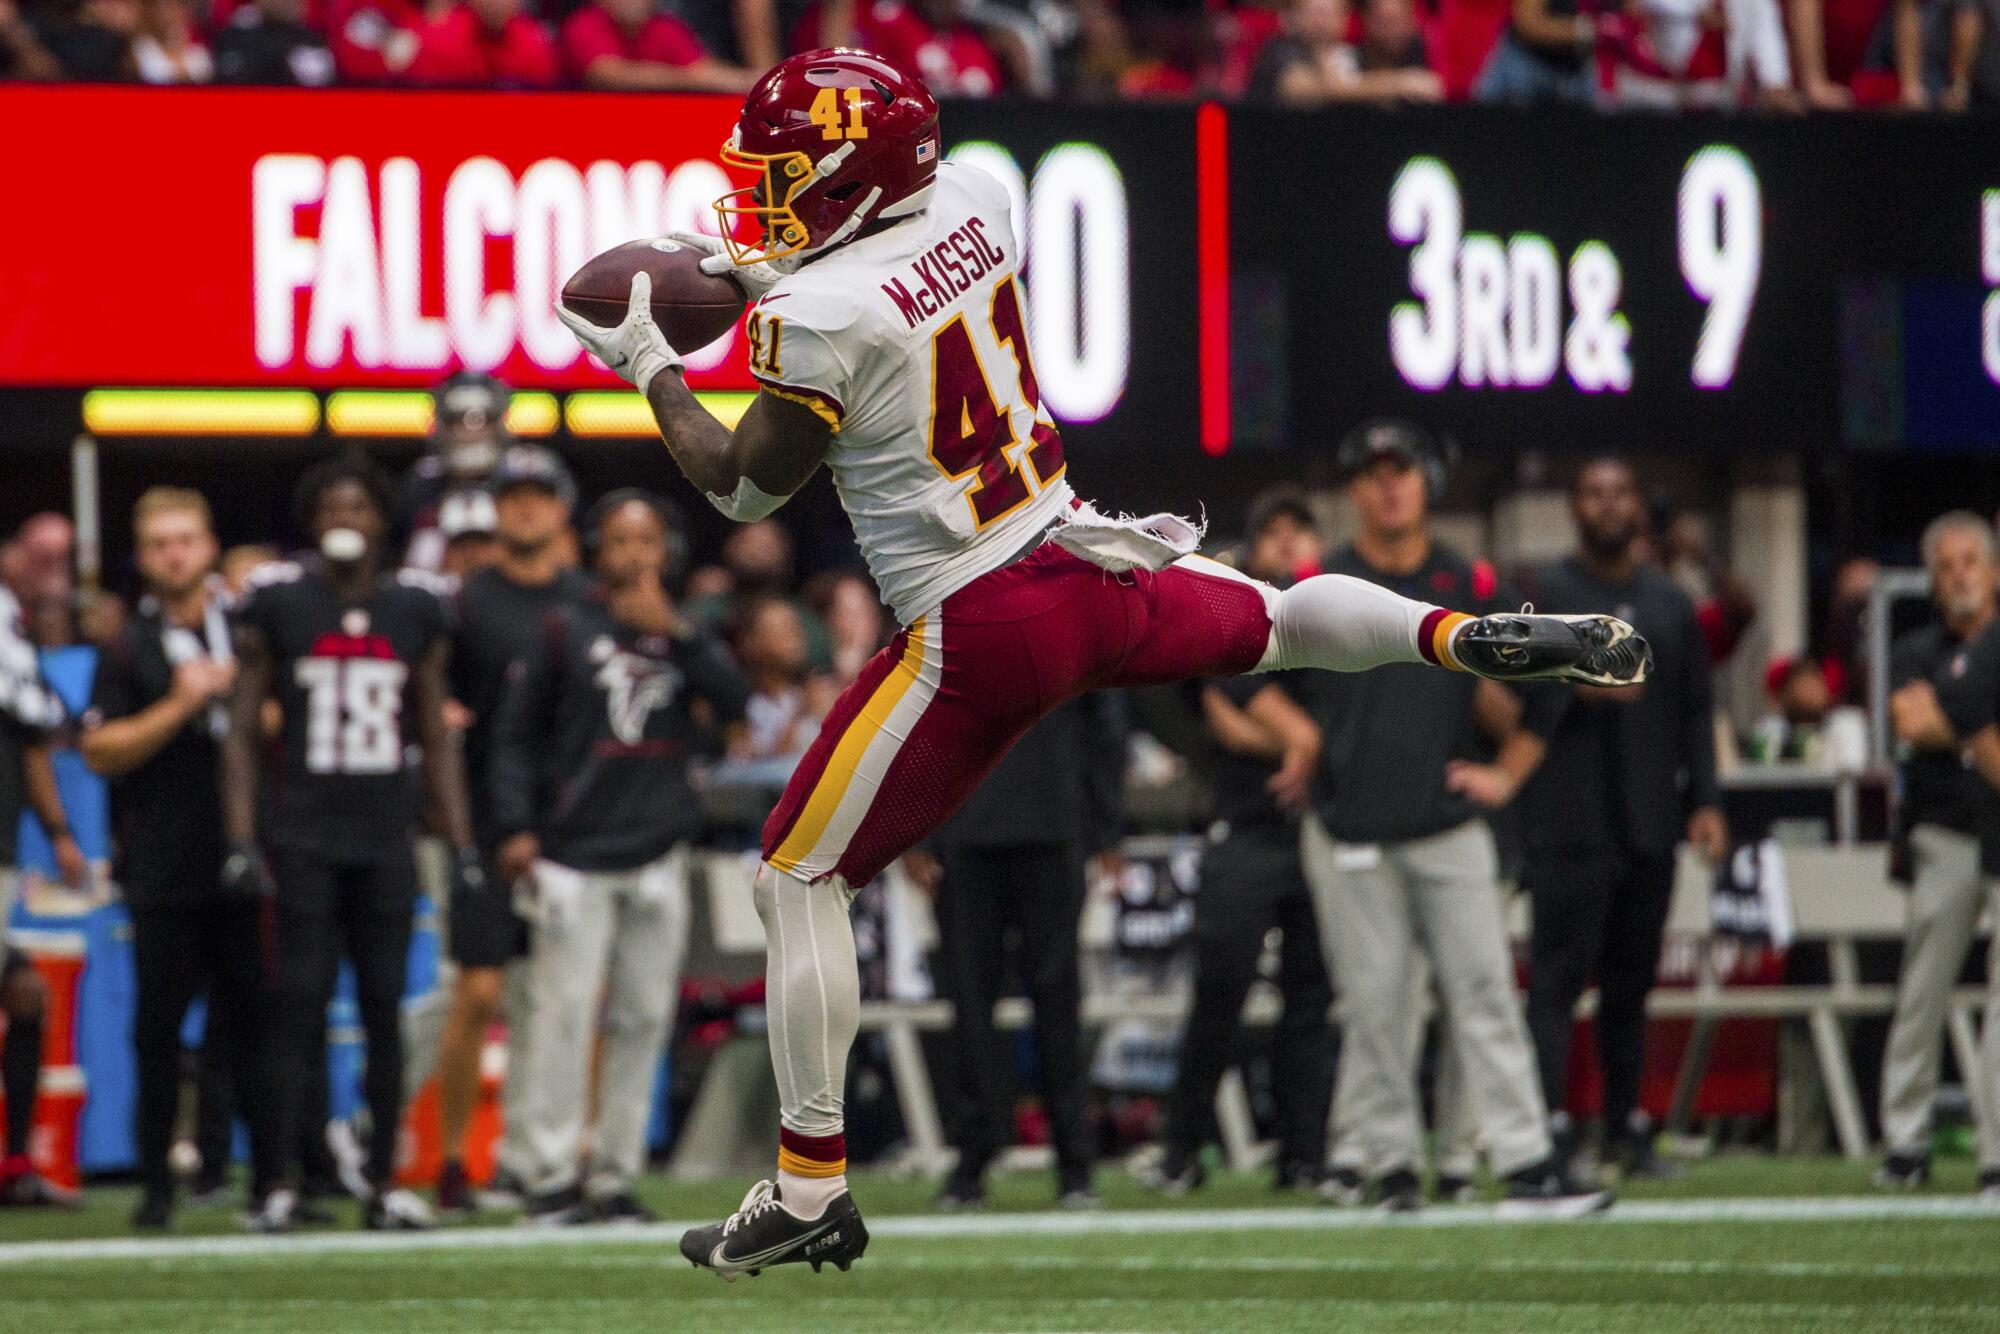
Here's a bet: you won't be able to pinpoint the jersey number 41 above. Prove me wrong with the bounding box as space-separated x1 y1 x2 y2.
927 274 1065 531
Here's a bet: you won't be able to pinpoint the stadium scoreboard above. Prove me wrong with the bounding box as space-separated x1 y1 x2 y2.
1229 108 2000 454
1 89 1995 456
0 88 1195 452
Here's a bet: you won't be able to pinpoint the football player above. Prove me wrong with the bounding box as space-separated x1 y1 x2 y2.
220 453 481 1232
558 48 1652 1279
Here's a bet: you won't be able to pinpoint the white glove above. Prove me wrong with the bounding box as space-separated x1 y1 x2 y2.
668 230 783 300
556 270 683 396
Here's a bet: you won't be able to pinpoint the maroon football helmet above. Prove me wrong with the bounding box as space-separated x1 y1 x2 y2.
714 48 941 267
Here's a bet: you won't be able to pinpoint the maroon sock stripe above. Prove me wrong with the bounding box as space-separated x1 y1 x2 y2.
779 1127 847 1164
1417 607 1451 667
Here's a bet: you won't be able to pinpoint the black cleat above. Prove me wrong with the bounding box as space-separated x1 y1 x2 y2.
1433 1173 1479 1205
1453 612 1652 686
1373 1167 1423 1214
131 1190 174 1231
590 1191 658 1225
1874 1153 1930 1190
521 1186 596 1228
1497 1158 1615 1219
1609 1118 1685 1182
679 1180 869 1282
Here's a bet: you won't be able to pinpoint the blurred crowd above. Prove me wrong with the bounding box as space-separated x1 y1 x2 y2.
2 0 1996 110
0 373 1992 1229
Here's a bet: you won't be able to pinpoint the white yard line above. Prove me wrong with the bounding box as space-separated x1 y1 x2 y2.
2 1195 1998 1267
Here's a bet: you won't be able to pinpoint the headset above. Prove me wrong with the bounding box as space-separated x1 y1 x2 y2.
581 487 689 584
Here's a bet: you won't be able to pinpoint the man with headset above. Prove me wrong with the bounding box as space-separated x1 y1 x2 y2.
1303 419 1606 1216
491 490 749 1224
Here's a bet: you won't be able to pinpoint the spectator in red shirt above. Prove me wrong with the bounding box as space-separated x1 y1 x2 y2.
326 0 423 82
407 0 558 86
852 0 1008 94
561 0 753 89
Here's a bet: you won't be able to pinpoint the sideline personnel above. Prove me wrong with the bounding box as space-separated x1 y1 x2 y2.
1516 456 1726 1178
1302 420 1599 1215
1888 511 2000 1195
493 491 749 1224
1144 488 1333 1195
83 488 280 1230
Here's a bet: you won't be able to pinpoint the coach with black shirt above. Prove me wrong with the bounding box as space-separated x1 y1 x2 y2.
1516 457 1726 1178
1889 512 2000 1195
1303 419 1593 1215
83 488 280 1231
492 491 749 1224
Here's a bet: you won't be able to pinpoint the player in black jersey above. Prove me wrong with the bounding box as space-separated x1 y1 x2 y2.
220 453 480 1233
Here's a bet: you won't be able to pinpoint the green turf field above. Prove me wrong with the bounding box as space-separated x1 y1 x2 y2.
5 1159 1999 1333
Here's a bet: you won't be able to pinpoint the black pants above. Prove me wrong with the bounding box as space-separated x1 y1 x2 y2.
1164 829 1332 1172
271 847 415 1192
129 893 280 1199
1524 846 1676 1136
934 842 1093 1183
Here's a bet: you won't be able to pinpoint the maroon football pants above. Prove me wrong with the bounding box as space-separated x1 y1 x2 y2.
761 545 1272 887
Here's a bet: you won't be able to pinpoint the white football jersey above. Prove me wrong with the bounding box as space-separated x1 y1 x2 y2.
747 162 1076 625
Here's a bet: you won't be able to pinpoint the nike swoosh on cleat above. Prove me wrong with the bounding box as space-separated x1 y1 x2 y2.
707 1219 839 1272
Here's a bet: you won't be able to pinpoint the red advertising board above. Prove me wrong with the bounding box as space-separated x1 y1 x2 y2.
0 85 754 390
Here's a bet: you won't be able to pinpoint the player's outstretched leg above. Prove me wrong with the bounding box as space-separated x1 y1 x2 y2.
679 862 869 1281
1255 569 1650 686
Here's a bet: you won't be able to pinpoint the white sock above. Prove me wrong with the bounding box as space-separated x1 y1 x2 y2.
1256 573 1464 673
754 861 859 1210
776 1168 848 1218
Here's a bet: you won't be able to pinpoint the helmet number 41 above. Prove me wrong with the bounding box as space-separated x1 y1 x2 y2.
810 87 870 142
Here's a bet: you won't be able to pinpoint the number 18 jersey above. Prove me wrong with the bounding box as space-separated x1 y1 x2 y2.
235 559 449 860
745 161 1076 626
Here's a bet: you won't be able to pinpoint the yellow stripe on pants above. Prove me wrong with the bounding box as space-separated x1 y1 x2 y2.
767 617 931 875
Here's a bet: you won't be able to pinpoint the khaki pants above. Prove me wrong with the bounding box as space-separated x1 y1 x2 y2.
1880 824 2000 1167
517 847 691 1199
1303 816 1551 1178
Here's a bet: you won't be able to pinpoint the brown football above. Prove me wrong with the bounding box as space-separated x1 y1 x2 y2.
560 238 747 352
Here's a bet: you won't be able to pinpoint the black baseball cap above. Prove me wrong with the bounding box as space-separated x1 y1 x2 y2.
490 444 578 509
1336 417 1434 479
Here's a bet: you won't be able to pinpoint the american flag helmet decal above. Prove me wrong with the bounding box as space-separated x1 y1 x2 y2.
916 139 936 163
